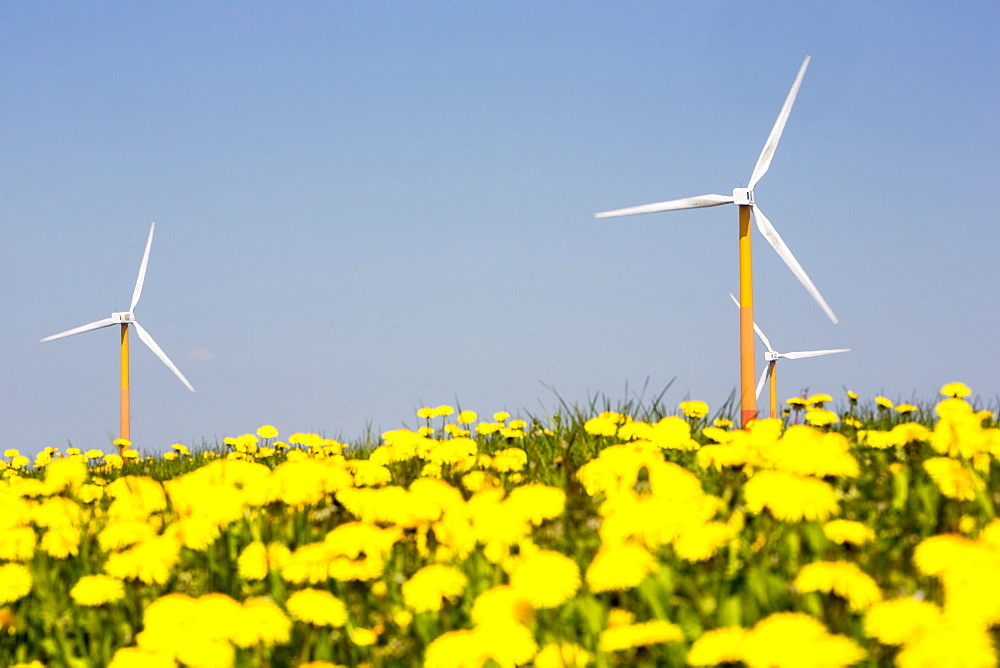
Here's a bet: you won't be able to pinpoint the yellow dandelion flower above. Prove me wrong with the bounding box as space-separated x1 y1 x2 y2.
584 415 620 437
713 417 734 429
794 561 882 611
0 564 32 603
104 533 180 585
959 515 978 534
461 470 490 493
474 422 501 437
606 608 636 627
846 390 858 403
895 403 917 415
43 457 88 493
457 410 478 424
787 397 808 409
393 609 413 629
680 400 710 419
804 408 838 426
864 597 942 645
535 642 591 668
505 484 565 525
941 382 972 398
491 447 527 473
10 455 29 469
99 520 157 551
924 457 979 501
875 396 894 409
70 574 125 606
913 534 974 577
349 627 378 646
744 470 839 523
599 620 683 652
0 526 36 561
402 564 467 613
443 424 469 438
687 626 747 666
256 425 278 439
764 426 859 478
493 411 510 422
3 448 19 458
474 619 538 667
40 526 81 558
78 483 104 503
238 541 269 581
509 550 580 608
807 393 833 406
742 612 864 667
895 620 995 668
471 585 534 625
417 407 434 419
649 416 700 450
286 589 348 626
823 520 875 546
233 597 291 648
585 542 658 592
888 422 931 446
424 629 487 668
674 521 736 562
108 647 176 668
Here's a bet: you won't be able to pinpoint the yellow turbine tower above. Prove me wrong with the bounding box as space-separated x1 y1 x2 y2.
595 56 837 427
41 222 195 447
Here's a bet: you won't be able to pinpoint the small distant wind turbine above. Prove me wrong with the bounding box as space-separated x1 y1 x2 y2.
595 56 836 427
729 293 848 418
41 222 194 445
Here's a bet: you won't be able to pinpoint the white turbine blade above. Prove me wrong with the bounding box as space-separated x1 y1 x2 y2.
132 321 195 392
130 222 156 313
748 56 810 190
755 365 771 400
41 317 117 343
595 194 734 218
728 292 775 352
779 348 850 360
751 204 838 324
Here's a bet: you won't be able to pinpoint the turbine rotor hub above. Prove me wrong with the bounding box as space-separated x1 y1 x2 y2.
111 312 133 324
764 351 780 362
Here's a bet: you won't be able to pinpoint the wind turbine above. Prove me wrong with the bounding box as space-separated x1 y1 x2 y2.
729 293 848 418
595 56 836 427
41 222 194 446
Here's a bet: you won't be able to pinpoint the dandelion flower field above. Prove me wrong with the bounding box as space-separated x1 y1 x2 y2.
2 385 1000 667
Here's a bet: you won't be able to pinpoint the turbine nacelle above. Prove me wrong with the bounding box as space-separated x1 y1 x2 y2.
764 351 780 362
732 188 754 206
111 312 134 324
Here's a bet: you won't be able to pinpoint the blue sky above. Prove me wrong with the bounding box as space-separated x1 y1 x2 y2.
2 2 997 454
